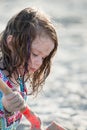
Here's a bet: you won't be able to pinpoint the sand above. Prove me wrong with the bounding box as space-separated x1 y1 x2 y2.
0 0 87 130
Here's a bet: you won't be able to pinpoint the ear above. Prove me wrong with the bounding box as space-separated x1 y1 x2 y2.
6 35 13 51
6 35 13 44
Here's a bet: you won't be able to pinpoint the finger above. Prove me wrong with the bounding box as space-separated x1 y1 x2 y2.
12 98 24 108
5 92 17 100
12 101 25 112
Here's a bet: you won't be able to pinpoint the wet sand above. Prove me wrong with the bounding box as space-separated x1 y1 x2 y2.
0 0 87 130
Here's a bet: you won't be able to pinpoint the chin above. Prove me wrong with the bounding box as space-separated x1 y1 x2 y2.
29 70 35 75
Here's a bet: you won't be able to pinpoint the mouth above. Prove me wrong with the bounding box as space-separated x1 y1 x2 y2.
30 67 37 72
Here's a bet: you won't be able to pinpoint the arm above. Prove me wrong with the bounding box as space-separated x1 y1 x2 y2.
0 79 66 130
0 78 41 129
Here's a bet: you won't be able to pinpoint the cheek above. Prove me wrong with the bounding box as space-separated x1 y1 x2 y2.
29 54 36 64
28 55 32 67
29 53 34 64
28 54 36 69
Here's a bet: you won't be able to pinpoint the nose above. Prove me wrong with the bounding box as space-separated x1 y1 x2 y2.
30 56 43 70
34 56 43 68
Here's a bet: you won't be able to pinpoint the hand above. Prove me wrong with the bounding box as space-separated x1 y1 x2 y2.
2 91 26 112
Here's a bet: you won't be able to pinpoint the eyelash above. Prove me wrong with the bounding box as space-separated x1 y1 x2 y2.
32 52 45 60
32 53 38 57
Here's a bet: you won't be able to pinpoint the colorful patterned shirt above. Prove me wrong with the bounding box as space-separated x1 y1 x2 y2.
0 70 27 130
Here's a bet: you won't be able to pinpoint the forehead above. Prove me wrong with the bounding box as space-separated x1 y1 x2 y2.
31 35 54 56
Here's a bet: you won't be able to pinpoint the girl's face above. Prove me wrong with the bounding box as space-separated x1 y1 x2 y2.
28 35 54 74
6 35 54 78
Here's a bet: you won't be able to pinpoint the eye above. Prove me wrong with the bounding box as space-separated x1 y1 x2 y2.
32 52 38 57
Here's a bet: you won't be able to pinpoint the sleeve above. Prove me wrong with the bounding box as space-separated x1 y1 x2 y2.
0 91 4 118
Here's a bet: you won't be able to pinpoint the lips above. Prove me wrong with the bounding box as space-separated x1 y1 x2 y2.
30 67 37 72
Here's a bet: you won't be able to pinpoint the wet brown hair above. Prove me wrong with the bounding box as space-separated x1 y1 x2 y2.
0 7 58 94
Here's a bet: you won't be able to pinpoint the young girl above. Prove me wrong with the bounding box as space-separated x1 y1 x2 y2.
0 7 58 130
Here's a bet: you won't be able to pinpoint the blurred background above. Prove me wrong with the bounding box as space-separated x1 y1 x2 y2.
0 0 87 130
